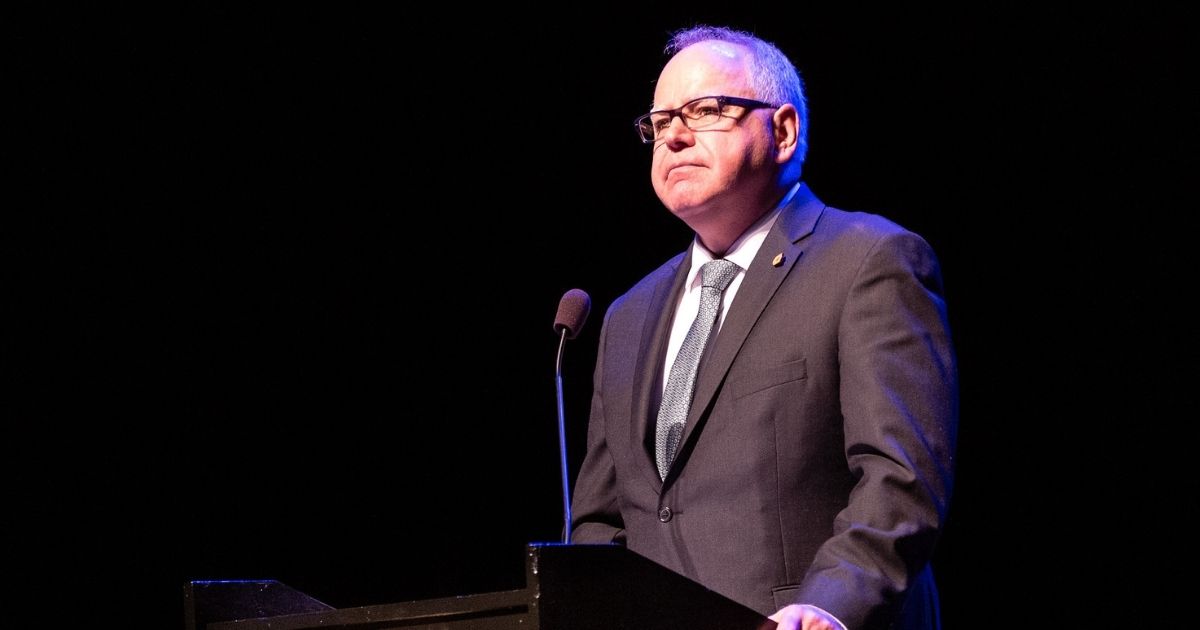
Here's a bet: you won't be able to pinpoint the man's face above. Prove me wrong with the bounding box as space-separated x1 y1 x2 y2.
650 42 775 226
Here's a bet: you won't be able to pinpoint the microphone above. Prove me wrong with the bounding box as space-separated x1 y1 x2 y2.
553 289 590 544
554 288 590 340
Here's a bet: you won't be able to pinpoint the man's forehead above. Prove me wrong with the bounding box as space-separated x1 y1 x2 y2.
653 44 749 106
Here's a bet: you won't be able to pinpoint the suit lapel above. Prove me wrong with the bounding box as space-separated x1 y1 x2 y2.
631 252 691 489
669 185 826 481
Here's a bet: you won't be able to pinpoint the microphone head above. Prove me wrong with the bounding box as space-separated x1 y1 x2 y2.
554 289 591 340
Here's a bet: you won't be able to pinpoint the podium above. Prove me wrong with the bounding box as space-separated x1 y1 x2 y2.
184 543 775 629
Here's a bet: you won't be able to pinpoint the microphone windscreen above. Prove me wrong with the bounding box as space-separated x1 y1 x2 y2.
554 289 591 340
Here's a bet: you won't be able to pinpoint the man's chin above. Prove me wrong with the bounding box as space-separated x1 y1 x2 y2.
663 200 713 226
658 188 710 215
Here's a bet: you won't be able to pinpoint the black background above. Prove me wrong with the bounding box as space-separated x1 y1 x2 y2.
9 5 1196 628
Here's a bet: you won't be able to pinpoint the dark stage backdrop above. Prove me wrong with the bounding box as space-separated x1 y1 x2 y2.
9 6 1194 628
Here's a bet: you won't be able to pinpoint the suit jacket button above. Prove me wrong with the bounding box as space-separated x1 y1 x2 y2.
658 507 672 522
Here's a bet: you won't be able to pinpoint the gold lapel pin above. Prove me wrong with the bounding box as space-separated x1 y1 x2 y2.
771 253 785 267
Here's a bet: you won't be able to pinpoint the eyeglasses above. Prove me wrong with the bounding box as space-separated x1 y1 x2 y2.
634 95 777 144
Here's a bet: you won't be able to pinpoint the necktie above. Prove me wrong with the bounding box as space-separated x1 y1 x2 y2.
656 258 741 480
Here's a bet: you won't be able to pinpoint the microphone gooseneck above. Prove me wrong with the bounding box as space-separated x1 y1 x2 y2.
553 289 590 544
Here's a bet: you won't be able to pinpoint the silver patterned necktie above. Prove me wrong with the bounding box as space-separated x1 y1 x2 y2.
655 258 741 480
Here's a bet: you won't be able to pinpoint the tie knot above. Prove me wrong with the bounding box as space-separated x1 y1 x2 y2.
700 259 741 292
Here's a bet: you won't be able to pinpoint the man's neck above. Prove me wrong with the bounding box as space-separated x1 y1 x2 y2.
693 183 796 256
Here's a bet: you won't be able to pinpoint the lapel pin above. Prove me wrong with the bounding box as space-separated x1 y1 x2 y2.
772 253 785 267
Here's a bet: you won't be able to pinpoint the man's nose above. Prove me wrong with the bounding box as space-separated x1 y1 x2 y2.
660 114 694 146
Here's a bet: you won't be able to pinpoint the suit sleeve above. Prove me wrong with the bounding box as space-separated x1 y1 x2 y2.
796 230 958 628
569 306 626 544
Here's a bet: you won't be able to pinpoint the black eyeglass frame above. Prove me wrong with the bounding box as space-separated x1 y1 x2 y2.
634 95 777 144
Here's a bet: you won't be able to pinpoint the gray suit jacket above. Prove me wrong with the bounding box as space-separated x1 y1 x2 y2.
570 183 957 630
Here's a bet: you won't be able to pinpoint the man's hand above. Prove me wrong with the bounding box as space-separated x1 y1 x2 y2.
769 604 845 630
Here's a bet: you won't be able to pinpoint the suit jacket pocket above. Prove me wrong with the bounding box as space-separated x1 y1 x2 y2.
771 584 802 611
729 358 807 400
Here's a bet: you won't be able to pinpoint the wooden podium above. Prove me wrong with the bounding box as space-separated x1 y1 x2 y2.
184 543 775 629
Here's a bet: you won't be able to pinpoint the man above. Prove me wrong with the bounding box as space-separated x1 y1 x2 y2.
570 25 958 630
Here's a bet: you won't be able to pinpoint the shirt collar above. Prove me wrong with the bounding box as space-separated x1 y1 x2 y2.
684 182 798 289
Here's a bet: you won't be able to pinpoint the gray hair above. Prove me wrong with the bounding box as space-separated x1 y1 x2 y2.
666 25 808 164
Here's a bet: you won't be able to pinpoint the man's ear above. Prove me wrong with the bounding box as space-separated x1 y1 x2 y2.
772 104 799 164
